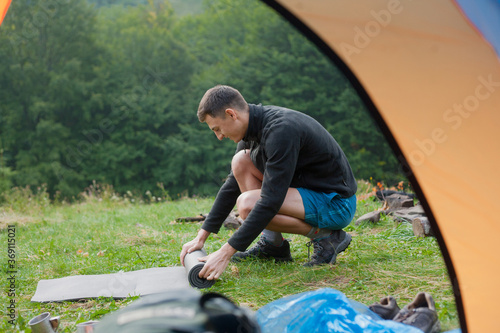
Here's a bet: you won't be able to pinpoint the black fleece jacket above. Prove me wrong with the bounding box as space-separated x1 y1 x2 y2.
201 104 357 252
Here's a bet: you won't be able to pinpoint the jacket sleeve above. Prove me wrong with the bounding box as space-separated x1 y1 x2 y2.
201 172 240 234
227 128 301 251
201 142 247 234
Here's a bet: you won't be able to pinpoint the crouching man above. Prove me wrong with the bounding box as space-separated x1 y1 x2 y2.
180 85 357 281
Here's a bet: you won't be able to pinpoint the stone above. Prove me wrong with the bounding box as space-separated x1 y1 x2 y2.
412 217 434 237
223 212 243 230
385 193 414 211
355 211 381 225
390 205 426 222
376 190 416 201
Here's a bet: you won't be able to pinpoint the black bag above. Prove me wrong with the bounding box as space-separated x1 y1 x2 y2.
94 288 261 333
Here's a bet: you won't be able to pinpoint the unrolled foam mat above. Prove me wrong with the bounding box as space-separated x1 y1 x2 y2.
31 249 214 302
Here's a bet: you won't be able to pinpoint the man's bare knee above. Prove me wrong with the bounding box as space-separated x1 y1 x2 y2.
236 192 257 220
231 150 253 179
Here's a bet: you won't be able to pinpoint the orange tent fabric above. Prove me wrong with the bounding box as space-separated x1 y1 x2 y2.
0 0 11 27
2 0 499 330
264 0 500 332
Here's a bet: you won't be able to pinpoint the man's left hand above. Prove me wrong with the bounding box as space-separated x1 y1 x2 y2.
198 243 237 280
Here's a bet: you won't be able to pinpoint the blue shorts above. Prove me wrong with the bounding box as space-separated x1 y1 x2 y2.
297 188 357 230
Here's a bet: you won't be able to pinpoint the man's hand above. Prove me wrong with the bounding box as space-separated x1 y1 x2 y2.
198 243 237 280
180 229 210 266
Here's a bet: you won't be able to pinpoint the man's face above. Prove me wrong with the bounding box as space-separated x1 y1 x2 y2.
205 109 245 143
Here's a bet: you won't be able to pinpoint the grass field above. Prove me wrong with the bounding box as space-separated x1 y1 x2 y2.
0 182 459 332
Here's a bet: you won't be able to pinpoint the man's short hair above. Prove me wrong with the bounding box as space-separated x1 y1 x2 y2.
197 85 248 122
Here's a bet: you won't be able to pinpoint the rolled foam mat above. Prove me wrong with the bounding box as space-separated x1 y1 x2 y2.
184 249 215 289
31 250 214 302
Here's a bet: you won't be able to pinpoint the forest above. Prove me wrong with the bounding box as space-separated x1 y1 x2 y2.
0 0 404 200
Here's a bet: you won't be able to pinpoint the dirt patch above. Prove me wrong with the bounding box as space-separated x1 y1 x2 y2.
67 300 98 310
304 276 354 289
0 211 37 230
349 227 386 237
122 235 149 246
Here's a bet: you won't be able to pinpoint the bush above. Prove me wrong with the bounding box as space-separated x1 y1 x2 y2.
0 184 50 214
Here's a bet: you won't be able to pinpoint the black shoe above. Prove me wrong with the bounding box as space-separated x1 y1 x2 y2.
231 238 293 263
369 296 400 320
393 292 441 333
303 230 352 267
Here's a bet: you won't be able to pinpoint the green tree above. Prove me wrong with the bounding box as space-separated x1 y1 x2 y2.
0 0 103 196
328 88 402 183
0 0 405 200
82 2 197 195
179 0 405 186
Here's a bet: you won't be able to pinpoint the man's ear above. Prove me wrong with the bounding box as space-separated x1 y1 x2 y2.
225 108 237 119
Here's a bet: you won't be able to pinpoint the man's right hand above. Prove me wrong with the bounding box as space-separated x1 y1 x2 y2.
180 229 211 266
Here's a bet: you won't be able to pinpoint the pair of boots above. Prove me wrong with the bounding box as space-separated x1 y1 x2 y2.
369 293 441 333
231 230 352 266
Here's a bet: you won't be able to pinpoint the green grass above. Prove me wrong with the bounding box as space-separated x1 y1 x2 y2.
0 184 459 332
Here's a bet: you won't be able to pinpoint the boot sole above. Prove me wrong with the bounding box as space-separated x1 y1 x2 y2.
329 233 352 264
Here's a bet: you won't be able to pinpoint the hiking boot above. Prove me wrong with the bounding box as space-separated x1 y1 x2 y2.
231 238 293 263
393 292 441 333
303 230 352 267
369 296 400 320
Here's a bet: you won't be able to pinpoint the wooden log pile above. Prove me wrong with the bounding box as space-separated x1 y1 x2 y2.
175 211 243 230
356 191 434 238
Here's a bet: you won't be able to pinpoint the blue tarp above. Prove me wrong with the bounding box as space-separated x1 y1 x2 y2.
256 288 459 333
